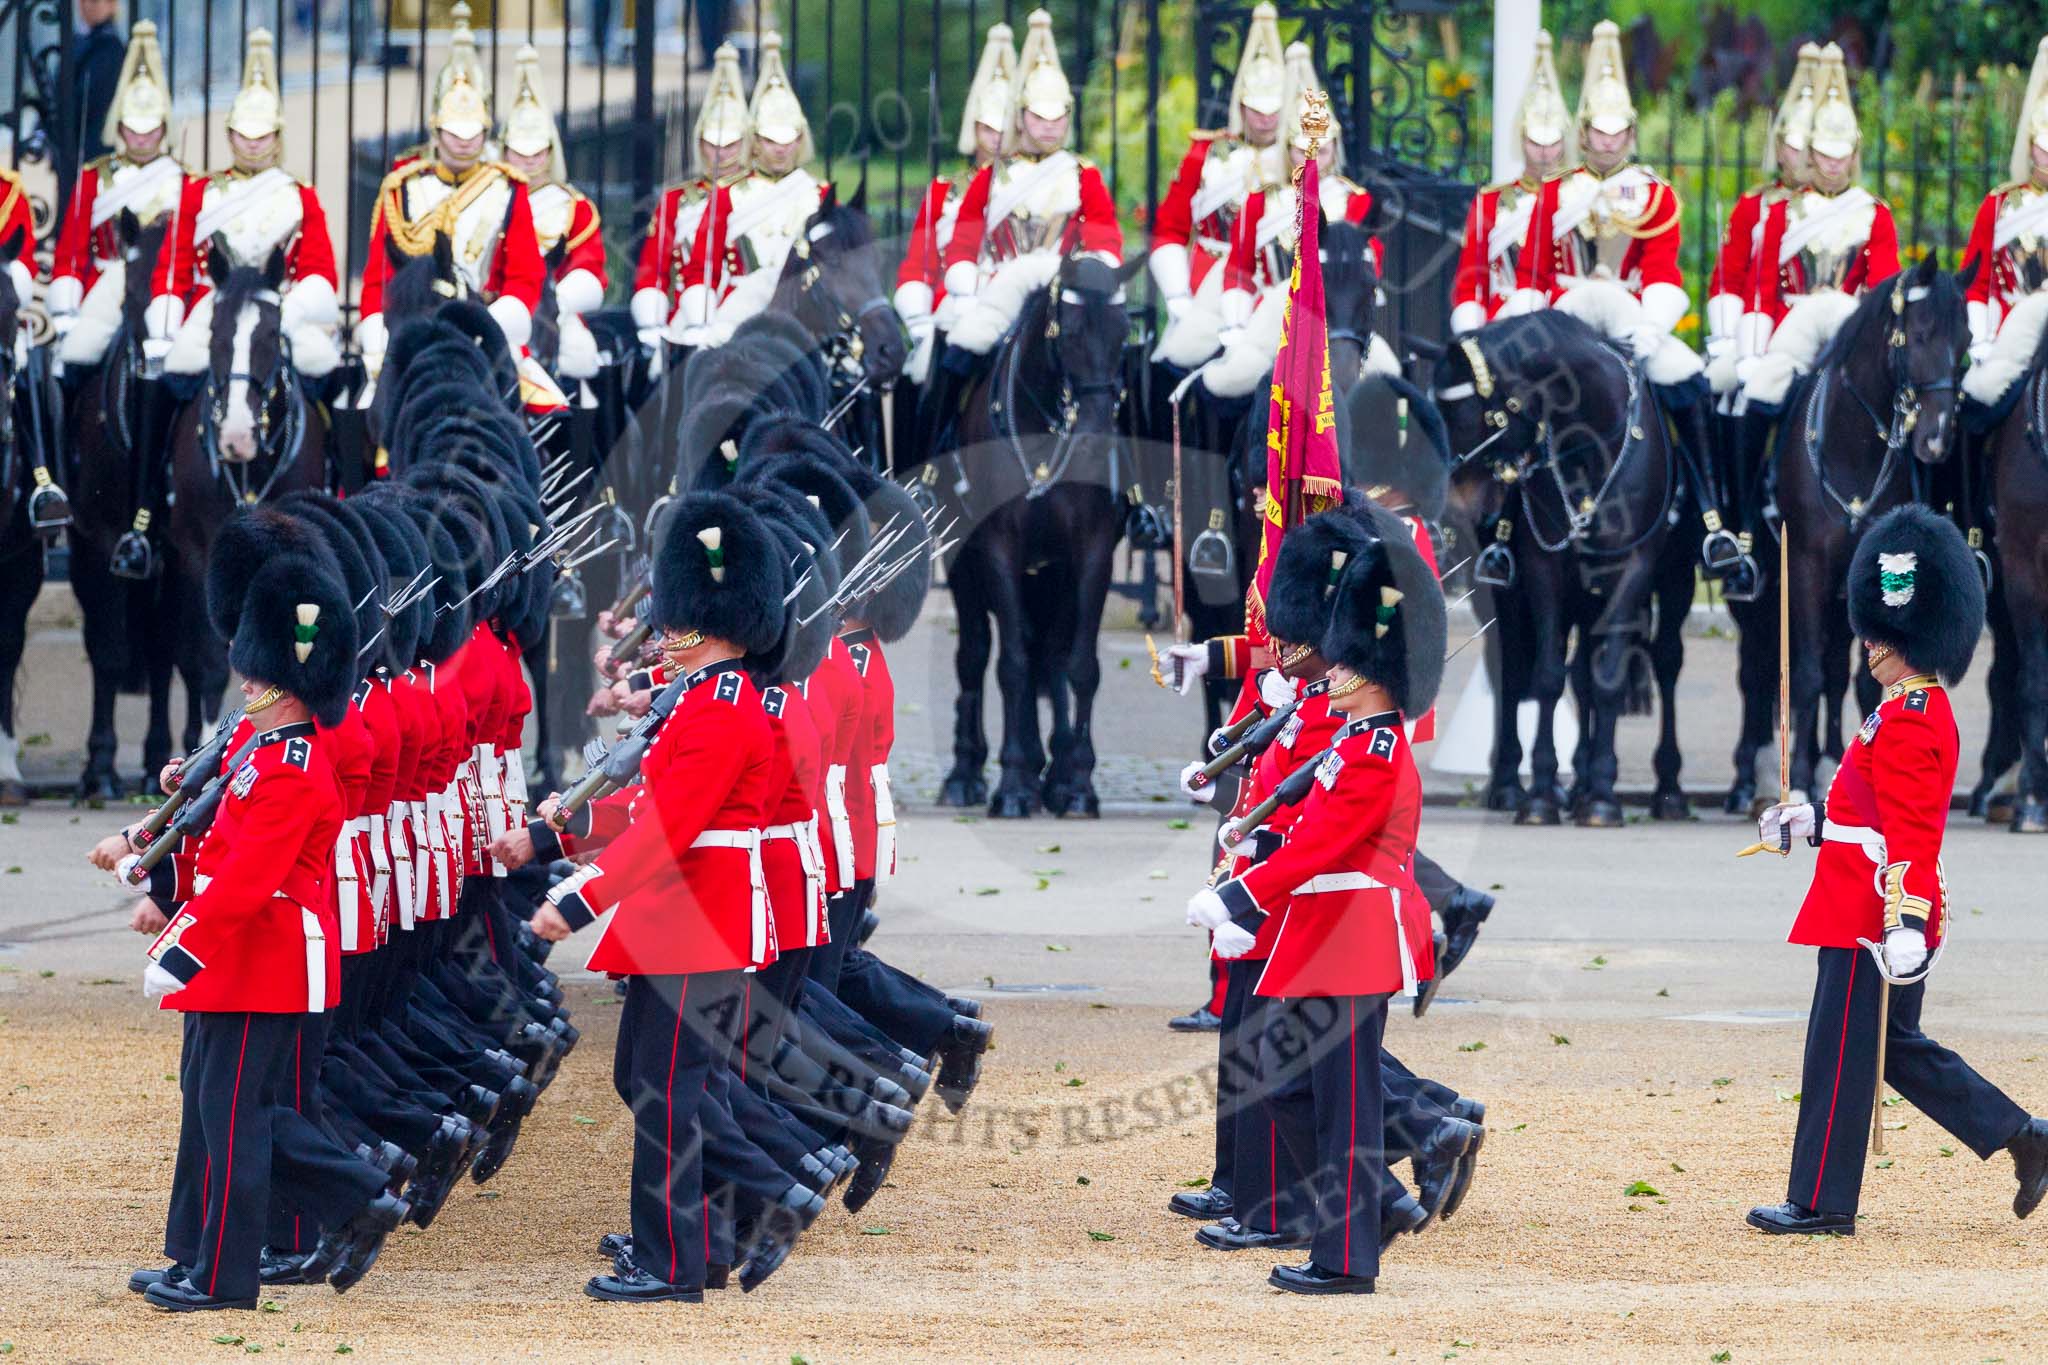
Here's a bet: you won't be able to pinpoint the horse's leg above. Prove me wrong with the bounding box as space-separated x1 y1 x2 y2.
1564 627 1594 815
1650 545 1693 821
524 629 557 794
2013 578 2048 833
1784 535 1832 803
1578 565 1657 827
939 545 992 807
984 524 1041 820
1515 558 1568 826
0 540 44 804
1053 493 1117 819
1485 584 1530 812
68 540 126 800
1972 577 2022 820
1819 606 1852 764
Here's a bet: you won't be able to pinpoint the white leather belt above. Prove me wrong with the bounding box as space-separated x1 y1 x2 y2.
692 829 768 964
1293 871 1385 895
1290 871 1419 998
388 801 416 931
1824 823 1888 859
300 902 328 1013
871 763 897 887
824 765 855 886
334 818 364 953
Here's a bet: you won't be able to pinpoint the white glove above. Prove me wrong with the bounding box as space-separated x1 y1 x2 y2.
1704 335 1733 363
674 325 712 350
487 296 534 351
1211 922 1257 959
115 852 143 885
1734 353 1766 388
143 961 184 998
1628 325 1665 361
636 325 666 353
1968 341 1995 369
46 275 83 316
1165 643 1208 696
1257 668 1295 710
1163 294 1193 322
1178 760 1217 804
1185 887 1231 930
1756 802 1815 845
1882 926 1929 977
142 294 185 342
1205 725 1235 759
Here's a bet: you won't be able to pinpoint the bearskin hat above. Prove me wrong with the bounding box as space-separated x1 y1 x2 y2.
275 492 385 643
1344 373 1452 523
1320 507 1447 719
205 507 339 642
858 479 933 644
651 491 790 655
226 551 360 726
680 390 761 490
404 464 511 622
1266 510 1373 653
741 481 839 682
742 452 871 570
1848 504 1985 684
363 484 472 663
347 495 428 671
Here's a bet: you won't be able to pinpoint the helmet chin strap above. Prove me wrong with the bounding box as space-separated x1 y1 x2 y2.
244 684 285 715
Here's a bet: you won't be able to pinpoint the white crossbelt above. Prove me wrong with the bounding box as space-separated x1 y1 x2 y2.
988 151 1077 229
823 765 855 886
693 828 768 966
871 764 897 887
388 802 416 931
334 817 364 953
365 812 393 936
409 799 432 921
193 167 295 240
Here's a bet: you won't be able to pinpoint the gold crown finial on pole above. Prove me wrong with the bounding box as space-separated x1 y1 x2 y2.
1294 88 1330 186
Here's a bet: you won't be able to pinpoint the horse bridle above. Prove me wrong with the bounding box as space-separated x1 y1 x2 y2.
1802 283 1955 528
790 231 894 378
201 291 308 505
990 279 1127 499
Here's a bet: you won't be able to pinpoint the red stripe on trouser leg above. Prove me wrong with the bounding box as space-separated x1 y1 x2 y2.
663 979 689 1284
1344 998 1357 1276
208 1016 254 1296
1810 952 1858 1209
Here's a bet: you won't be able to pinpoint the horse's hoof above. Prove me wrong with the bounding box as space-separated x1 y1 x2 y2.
1515 796 1561 827
0 780 26 807
1055 789 1100 820
75 771 122 805
937 773 986 807
988 788 1038 820
1040 783 1073 818
1651 789 1692 822
1723 782 1756 815
1577 798 1626 828
1987 795 2018 826
2012 799 2048 835
1968 789 1992 819
1484 782 1526 813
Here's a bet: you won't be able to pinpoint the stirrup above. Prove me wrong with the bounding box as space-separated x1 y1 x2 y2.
1700 526 1744 576
1719 554 1763 604
1189 527 1234 579
27 481 71 535
1125 502 1170 550
110 529 157 581
550 570 588 621
1475 543 1517 589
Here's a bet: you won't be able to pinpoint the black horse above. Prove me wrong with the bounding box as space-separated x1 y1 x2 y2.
165 246 329 752
1434 311 1693 825
926 251 1143 817
0 231 45 802
1773 257 1967 802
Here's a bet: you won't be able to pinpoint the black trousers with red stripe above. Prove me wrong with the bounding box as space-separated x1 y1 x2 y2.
268 1012 388 1253
1210 956 1262 1198
1790 946 2031 1216
613 970 744 1291
1232 964 1313 1238
164 1010 300 1301
1260 992 1392 1279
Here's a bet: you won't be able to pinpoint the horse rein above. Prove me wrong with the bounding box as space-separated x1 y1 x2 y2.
991 281 1127 500
1801 283 1953 529
200 293 308 505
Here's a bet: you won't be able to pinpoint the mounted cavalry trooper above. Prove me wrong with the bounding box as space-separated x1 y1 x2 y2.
155 31 343 386
1199 46 1393 399
1517 20 1744 580
1149 2 1289 368
1449 30 1573 334
391 2 494 172
500 44 608 387
671 32 828 349
630 43 750 362
1733 46 1899 413
893 21 1017 383
1747 505 2048 1238
1960 36 2048 411
48 19 186 369
354 66 549 408
1704 42 1821 395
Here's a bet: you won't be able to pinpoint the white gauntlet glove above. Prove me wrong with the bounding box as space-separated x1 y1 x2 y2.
1882 926 1929 977
1756 802 1815 846
143 961 184 998
1165 643 1208 697
1257 668 1295 710
1185 887 1232 930
1211 921 1257 959
1178 760 1217 804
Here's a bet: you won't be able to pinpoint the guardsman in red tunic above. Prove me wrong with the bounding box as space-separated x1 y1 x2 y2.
49 19 186 368
894 22 1016 381
935 8 1124 357
1703 43 1819 394
672 32 829 348
1960 36 2048 407
133 553 376 1311
1148 2 1287 367
528 492 789 1303
157 31 343 382
1187 513 1446 1294
1746 506 2048 1236
629 43 749 359
1450 30 1572 335
1735 46 1900 412
355 69 547 405
500 44 608 384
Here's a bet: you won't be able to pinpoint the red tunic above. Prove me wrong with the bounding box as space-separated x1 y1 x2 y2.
1217 678 1344 963
1744 192 1899 325
147 724 344 1013
0 170 36 259
357 163 545 320
1790 680 1957 951
760 683 827 951
841 630 892 885
1517 167 1684 302
809 639 867 899
1223 181 1377 295
940 157 1124 271
317 704 373 955
354 675 403 951
1214 711 1433 999
1709 184 1773 306
896 176 955 300
51 156 189 293
552 660 777 976
155 174 339 305
1152 136 1248 289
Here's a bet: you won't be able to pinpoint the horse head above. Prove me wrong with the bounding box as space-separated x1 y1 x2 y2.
784 185 907 387
531 238 567 374
383 229 471 325
117 209 169 330
1320 219 1381 392
204 239 292 466
1048 252 1143 436
1892 253 1968 464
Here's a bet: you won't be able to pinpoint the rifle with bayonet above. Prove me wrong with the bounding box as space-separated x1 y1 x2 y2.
1218 742 1332 851
546 673 691 830
1185 697 1302 795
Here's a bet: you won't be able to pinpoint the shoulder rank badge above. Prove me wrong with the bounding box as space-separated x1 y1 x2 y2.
229 761 259 798
352 680 372 707
849 643 871 676
762 687 787 718
1858 710 1881 745
1368 727 1397 760
714 671 743 704
1904 689 1929 713
1316 750 1345 789
283 737 312 769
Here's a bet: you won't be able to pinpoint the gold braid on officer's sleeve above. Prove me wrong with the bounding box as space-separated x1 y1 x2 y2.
1881 861 1932 933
